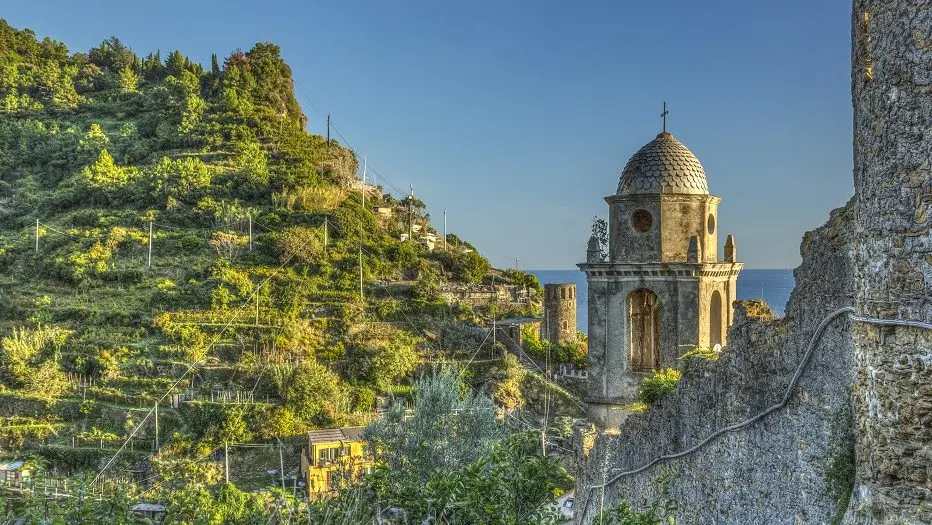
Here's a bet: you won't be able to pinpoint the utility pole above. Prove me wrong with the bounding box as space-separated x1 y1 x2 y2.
492 273 496 354
326 114 330 144
147 221 153 268
224 442 230 483
35 219 39 254
406 189 414 241
443 210 447 250
255 291 260 326
358 247 364 302
323 217 328 249
361 154 367 209
542 343 549 457
248 215 253 252
154 402 159 452
278 440 286 492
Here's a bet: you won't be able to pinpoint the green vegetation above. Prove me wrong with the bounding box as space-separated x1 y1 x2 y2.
593 500 677 525
336 368 571 524
676 345 719 373
0 19 568 521
636 368 682 404
521 324 587 367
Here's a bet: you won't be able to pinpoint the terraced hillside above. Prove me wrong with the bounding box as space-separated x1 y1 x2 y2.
0 20 567 492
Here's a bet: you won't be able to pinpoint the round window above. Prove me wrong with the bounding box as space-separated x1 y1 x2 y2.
631 209 652 232
707 214 716 234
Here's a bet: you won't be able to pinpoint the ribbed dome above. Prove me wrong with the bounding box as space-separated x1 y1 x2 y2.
617 132 709 195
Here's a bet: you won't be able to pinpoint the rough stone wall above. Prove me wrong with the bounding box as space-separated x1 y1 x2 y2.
846 1 932 522
609 195 662 263
659 195 719 263
697 276 731 348
574 201 856 524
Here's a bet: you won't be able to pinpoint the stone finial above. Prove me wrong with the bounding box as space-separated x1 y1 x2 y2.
724 234 737 262
687 235 701 263
587 235 602 263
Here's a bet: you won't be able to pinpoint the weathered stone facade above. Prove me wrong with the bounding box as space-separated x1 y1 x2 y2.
544 283 577 345
846 1 932 522
580 131 743 421
574 200 857 524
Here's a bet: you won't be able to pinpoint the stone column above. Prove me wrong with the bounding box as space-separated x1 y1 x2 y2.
848 1 932 523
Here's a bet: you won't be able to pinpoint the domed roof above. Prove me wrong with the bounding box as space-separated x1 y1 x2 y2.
616 132 709 195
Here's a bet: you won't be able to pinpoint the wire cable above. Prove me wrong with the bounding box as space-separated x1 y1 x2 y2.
93 224 328 484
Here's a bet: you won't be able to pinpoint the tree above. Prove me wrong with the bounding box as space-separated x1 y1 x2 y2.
148 155 211 207
437 249 491 284
80 149 132 189
274 360 348 425
118 65 138 93
421 432 571 524
365 367 504 484
165 50 186 78
209 231 248 262
0 325 70 388
234 140 269 186
346 325 420 391
78 123 109 157
277 225 324 265
88 36 135 71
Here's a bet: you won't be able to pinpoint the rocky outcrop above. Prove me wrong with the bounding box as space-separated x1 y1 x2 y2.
574 200 856 524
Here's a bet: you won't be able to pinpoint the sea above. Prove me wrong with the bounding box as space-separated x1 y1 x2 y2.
529 268 795 333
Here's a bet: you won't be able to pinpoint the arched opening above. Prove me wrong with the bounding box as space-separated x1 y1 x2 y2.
628 289 660 371
561 289 566 299
710 290 723 347
562 321 568 330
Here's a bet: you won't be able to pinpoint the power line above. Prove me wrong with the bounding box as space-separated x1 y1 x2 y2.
93 223 329 484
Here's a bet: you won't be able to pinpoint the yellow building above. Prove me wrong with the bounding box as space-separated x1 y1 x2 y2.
300 427 372 496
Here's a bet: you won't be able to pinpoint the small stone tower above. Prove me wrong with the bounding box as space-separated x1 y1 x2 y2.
543 283 577 345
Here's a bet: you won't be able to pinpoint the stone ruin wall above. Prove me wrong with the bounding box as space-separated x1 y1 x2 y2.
574 201 857 524
847 1 932 522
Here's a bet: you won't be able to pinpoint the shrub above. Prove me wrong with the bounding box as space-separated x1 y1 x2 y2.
676 346 719 373
637 368 682 403
272 360 348 426
276 225 324 265
272 185 347 212
594 499 677 525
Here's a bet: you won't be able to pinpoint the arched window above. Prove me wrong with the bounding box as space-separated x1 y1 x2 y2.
628 289 660 371
710 290 723 347
563 321 568 330
561 289 566 300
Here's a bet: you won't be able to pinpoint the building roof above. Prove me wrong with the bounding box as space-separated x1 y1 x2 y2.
131 503 167 512
0 460 25 471
617 132 709 196
307 426 366 445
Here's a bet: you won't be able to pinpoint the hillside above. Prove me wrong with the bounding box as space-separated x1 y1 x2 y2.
0 19 569 495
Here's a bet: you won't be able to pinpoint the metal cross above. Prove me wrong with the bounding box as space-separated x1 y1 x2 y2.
661 101 669 133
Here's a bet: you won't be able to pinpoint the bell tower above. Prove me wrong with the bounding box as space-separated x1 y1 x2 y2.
580 123 743 426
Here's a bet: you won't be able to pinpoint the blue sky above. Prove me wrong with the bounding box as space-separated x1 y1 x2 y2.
4 0 853 269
